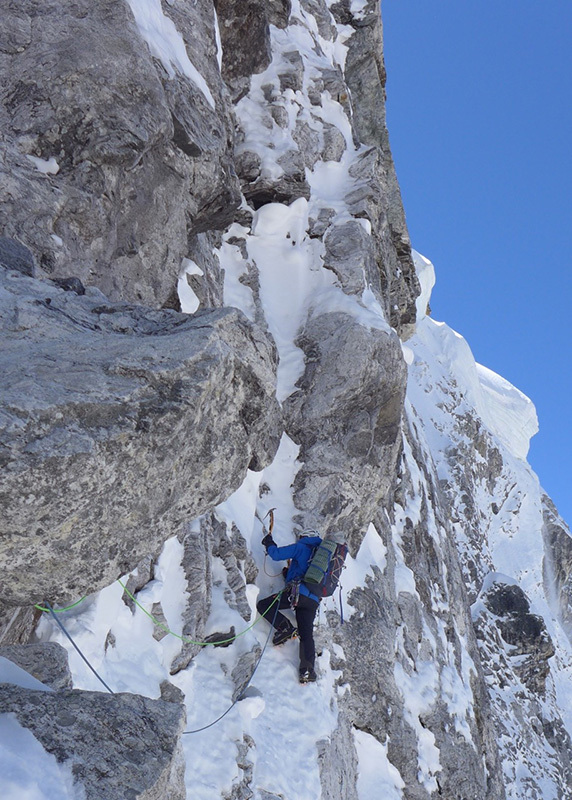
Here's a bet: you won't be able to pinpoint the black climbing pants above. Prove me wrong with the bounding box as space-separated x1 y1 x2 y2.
257 591 319 671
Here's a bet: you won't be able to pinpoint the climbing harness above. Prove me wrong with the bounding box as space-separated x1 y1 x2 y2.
45 602 115 694
287 579 301 608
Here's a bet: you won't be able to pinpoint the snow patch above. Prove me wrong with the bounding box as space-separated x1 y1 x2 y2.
0 657 52 692
177 258 204 314
126 0 215 108
353 728 405 800
409 314 538 460
0 714 83 800
394 659 442 792
412 249 435 323
26 155 59 175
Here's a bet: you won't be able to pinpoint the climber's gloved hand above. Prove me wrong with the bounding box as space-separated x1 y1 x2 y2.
261 533 276 551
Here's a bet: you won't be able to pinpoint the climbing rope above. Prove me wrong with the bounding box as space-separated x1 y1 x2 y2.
34 596 87 614
117 580 281 646
263 555 283 577
45 602 115 694
42 589 284 709
182 596 281 735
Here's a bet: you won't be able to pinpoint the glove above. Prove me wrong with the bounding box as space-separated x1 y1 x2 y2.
261 533 276 550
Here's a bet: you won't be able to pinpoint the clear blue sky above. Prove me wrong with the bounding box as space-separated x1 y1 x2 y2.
382 0 572 527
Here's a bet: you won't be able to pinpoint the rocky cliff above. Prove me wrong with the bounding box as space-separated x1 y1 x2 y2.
2 2 572 799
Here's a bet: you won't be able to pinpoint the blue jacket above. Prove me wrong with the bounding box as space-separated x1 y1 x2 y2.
267 536 322 602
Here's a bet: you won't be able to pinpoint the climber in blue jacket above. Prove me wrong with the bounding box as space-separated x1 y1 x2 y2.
257 531 322 683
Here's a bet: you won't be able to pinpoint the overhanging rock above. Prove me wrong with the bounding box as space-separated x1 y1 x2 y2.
0 266 282 606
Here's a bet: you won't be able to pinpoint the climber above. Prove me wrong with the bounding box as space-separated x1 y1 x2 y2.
257 529 322 684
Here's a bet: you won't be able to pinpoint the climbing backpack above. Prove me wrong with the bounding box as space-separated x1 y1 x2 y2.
303 537 347 598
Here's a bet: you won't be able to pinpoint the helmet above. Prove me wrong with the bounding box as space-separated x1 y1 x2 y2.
296 528 320 539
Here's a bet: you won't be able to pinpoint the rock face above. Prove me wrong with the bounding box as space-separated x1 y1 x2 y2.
0 263 281 606
3 1 572 799
0 642 72 690
284 311 406 549
0 684 186 800
0 0 240 306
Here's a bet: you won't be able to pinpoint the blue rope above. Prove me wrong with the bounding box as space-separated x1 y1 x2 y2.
45 602 115 694
183 593 282 735
46 590 284 733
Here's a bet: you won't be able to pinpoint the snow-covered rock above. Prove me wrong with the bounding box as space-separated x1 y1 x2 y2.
1 0 572 798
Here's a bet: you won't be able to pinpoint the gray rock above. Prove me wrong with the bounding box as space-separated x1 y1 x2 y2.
0 270 282 606
308 207 336 239
284 312 406 550
215 0 274 101
241 154 312 209
151 603 169 642
300 0 337 41
0 685 186 800
476 579 555 694
52 276 86 295
266 0 292 28
292 119 321 169
334 417 507 800
322 221 377 295
1 0 239 307
227 733 256 800
170 521 213 675
317 713 359 800
347 148 419 337
160 680 185 705
542 494 572 638
0 5 32 53
322 122 347 162
0 602 38 645
122 555 156 614
213 520 254 621
0 642 72 690
182 231 227 311
231 647 262 702
0 237 36 276
278 50 304 93
343 8 420 336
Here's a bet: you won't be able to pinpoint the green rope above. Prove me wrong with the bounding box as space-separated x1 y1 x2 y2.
117 579 282 647
34 596 87 614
